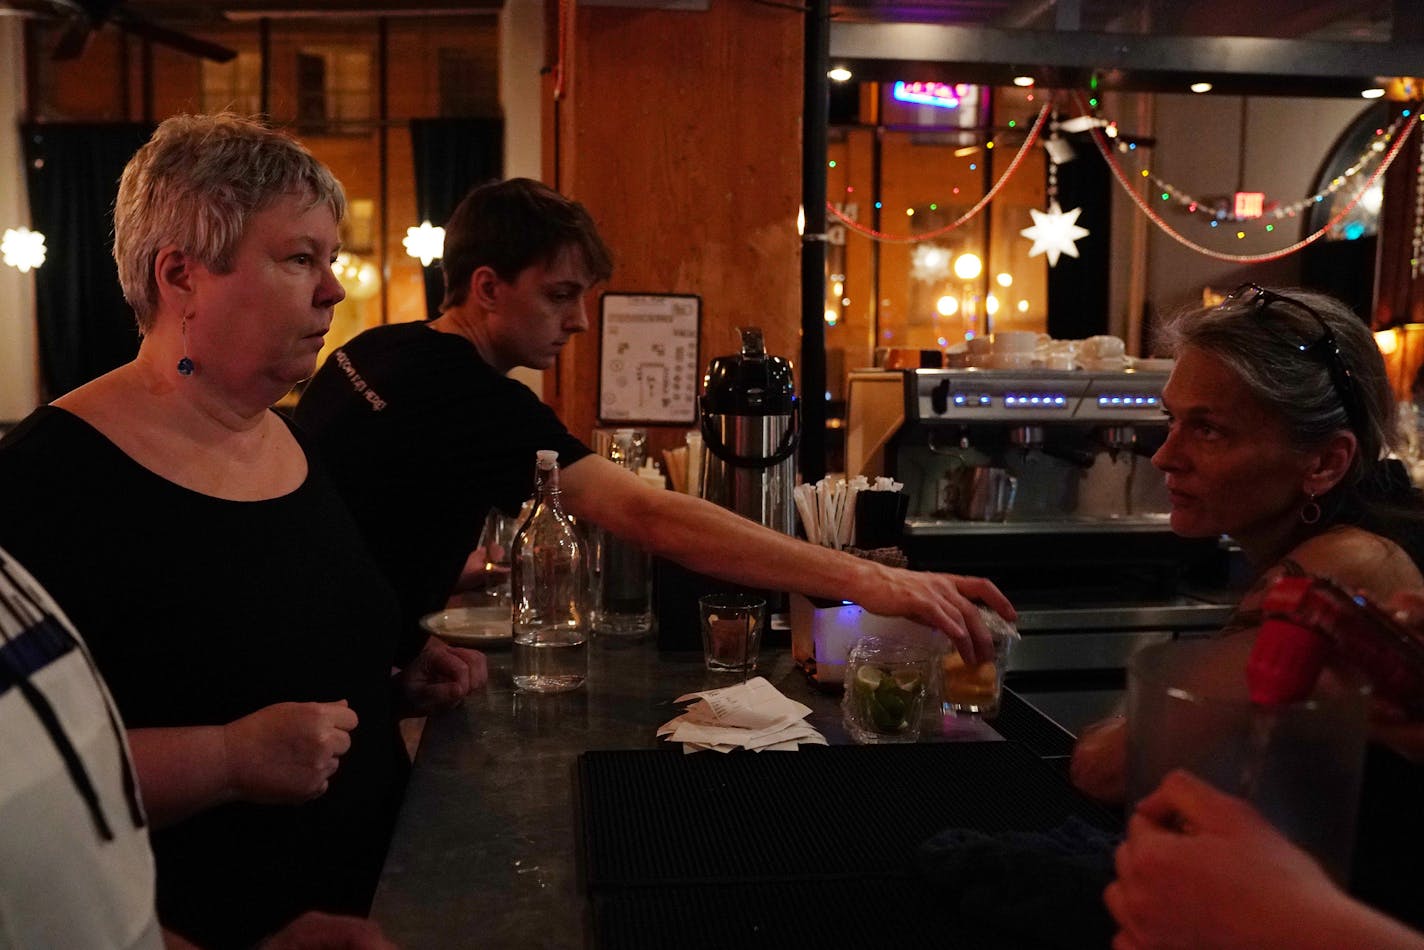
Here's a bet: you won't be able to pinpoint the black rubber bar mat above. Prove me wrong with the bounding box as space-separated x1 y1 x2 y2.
591 878 1040 950
578 740 1118 890
991 689 1079 759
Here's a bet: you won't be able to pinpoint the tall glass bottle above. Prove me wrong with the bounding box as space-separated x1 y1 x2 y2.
511 450 589 692
593 429 654 637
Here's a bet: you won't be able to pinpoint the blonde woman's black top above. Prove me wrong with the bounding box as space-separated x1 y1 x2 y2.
0 406 407 950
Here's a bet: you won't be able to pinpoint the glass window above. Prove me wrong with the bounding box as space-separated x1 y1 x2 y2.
295 46 372 135
828 82 1049 365
201 51 262 116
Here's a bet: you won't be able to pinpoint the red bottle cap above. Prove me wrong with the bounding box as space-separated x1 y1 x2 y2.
1247 576 1331 706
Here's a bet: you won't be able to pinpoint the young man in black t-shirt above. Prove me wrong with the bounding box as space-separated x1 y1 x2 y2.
297 178 1013 665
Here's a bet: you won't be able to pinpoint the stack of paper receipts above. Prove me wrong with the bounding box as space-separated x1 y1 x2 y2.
657 677 828 753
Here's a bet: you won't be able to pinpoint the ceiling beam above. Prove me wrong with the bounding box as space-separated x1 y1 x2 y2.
1157 0 1388 39
831 22 1424 96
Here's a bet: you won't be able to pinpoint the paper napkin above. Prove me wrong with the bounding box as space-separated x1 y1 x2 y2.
657 676 827 753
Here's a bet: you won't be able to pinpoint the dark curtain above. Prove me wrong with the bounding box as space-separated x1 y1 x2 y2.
409 118 504 320
1046 131 1112 341
1300 236 1377 322
22 122 154 399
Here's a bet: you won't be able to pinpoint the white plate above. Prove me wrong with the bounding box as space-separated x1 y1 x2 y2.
1077 356 1129 373
987 352 1036 369
1131 358 1176 372
419 606 512 647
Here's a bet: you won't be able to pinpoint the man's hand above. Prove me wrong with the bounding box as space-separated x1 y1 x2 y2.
854 567 1015 666
1070 714 1128 804
1356 591 1424 761
222 701 358 804
451 545 510 594
395 635 488 716
1104 770 1376 950
259 911 398 949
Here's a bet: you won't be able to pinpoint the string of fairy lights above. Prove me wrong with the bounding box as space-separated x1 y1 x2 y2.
828 89 1423 270
1133 113 1407 228
1080 94 1420 264
1413 149 1424 278
826 103 1051 244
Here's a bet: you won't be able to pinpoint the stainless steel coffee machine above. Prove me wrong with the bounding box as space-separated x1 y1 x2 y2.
893 368 1173 524
652 328 799 654
847 367 1237 735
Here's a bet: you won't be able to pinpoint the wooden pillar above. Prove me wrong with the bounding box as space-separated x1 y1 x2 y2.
545 0 804 463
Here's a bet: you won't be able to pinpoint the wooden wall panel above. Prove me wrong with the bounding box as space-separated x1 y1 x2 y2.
548 0 803 458
38 27 126 119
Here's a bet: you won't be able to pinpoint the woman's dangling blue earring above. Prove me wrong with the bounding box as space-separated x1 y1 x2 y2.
177 314 194 376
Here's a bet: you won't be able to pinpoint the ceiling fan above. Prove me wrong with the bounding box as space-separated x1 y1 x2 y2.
4 0 236 62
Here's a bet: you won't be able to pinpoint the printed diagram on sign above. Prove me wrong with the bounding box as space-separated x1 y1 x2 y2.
599 294 700 424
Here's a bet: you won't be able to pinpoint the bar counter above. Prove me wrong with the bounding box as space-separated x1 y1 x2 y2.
370 634 1087 948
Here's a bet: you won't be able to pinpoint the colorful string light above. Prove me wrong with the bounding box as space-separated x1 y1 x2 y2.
1413 146 1424 278
827 104 1051 244
1077 91 1421 264
1128 116 1407 225
831 92 1420 265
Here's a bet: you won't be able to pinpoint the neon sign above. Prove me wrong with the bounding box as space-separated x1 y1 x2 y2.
892 81 970 110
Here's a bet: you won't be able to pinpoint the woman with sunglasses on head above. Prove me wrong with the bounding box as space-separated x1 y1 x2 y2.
1069 286 1424 939
1070 285 1424 798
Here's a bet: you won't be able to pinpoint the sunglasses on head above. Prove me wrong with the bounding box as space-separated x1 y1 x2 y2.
1221 283 1364 437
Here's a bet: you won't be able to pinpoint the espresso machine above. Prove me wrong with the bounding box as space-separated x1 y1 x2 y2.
847 366 1238 735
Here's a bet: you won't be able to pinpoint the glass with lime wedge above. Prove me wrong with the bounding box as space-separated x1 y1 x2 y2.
842 635 934 744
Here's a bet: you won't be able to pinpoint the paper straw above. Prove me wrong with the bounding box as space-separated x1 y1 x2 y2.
685 431 703 498
840 484 859 548
793 484 819 545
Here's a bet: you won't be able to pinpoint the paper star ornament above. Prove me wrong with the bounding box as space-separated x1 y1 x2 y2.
1 227 46 273
1020 201 1090 267
402 220 445 267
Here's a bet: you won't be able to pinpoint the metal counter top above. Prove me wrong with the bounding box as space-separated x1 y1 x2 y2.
904 514 1177 536
370 637 1011 949
1013 597 1234 632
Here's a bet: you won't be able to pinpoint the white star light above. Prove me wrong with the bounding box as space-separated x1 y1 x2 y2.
403 220 445 267
910 243 952 283
2 227 46 273
1019 201 1090 267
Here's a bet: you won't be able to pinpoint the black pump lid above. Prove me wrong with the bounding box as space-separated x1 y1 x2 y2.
700 327 798 415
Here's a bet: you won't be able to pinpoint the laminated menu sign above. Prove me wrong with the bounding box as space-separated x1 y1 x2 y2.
598 293 700 425
658 677 826 753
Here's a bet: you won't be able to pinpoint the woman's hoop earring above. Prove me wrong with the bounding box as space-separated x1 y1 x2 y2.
1301 493 1322 525
177 314 194 377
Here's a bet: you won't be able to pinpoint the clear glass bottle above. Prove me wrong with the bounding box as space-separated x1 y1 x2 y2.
593 429 654 637
511 450 589 692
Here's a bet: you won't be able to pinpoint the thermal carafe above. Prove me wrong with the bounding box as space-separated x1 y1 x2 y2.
699 327 799 535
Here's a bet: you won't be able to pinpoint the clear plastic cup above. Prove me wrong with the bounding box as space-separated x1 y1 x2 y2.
942 607 1017 718
1127 636 1369 881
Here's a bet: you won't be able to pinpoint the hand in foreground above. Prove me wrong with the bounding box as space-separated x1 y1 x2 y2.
222 701 358 804
1386 589 1424 627
258 911 398 950
1104 769 1423 950
395 635 488 717
1367 699 1424 763
1070 714 1128 804
855 568 1015 666
1356 591 1424 761
452 545 508 593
